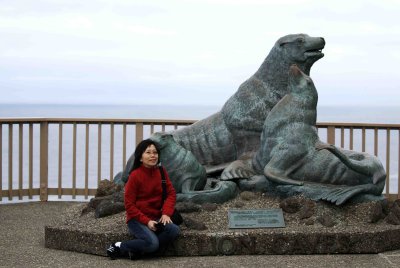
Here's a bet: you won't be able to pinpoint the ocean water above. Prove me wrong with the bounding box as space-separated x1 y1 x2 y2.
0 104 399 203
0 103 399 123
0 104 220 120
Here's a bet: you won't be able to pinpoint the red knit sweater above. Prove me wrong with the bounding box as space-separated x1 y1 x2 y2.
124 165 176 225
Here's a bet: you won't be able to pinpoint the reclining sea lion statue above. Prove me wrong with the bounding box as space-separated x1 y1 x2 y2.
227 64 386 205
150 132 238 204
117 33 326 203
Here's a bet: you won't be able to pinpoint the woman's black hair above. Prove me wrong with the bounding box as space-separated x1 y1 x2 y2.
132 139 161 171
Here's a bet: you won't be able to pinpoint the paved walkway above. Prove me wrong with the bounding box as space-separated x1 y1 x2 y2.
1 201 400 268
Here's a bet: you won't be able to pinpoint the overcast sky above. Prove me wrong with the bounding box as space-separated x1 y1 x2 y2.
0 0 399 106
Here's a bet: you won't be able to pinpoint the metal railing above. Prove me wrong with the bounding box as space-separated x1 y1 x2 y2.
1 118 399 202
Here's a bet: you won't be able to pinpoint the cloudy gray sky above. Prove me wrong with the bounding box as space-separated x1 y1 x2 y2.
0 0 399 106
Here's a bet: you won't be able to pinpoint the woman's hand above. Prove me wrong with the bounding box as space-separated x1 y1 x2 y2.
159 214 172 225
147 220 158 231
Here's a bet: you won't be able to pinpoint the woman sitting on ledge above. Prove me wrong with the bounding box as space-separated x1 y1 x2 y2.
107 139 180 260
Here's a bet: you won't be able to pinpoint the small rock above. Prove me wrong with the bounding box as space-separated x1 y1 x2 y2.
95 200 125 218
202 203 218 212
232 201 245 208
175 202 201 213
240 191 257 201
382 199 391 215
304 218 315 225
385 202 400 225
113 190 124 203
83 179 125 217
385 213 400 225
80 205 94 215
88 195 113 209
280 196 302 213
368 202 384 223
299 200 316 219
184 217 207 230
394 199 400 207
96 179 118 197
317 214 336 227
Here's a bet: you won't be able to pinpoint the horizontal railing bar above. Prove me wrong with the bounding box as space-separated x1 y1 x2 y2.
317 122 400 129
1 118 400 129
2 188 97 197
47 188 97 196
2 189 40 197
0 118 197 124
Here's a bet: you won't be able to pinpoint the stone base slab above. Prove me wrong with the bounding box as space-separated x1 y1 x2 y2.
45 225 400 256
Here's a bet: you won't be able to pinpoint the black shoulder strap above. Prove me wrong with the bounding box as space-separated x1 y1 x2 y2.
159 166 167 201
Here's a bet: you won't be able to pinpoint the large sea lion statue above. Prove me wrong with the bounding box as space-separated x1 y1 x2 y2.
118 34 326 204
173 34 325 167
250 64 386 205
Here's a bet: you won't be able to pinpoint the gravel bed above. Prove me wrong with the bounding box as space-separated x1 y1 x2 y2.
56 192 396 235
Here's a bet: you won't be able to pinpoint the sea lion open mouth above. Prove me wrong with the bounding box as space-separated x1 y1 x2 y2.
305 43 325 58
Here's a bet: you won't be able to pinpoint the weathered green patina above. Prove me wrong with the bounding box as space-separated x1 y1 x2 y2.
116 34 385 205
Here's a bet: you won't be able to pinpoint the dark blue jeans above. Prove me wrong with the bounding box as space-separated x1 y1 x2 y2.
120 219 180 255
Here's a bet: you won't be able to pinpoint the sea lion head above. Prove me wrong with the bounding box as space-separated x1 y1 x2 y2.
150 132 173 149
277 34 325 67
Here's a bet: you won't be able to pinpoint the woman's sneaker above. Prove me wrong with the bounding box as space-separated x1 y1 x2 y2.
106 243 121 260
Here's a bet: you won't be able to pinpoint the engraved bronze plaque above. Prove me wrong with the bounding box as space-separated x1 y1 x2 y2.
228 209 285 228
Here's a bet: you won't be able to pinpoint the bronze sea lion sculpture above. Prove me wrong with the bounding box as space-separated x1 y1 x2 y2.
252 65 386 205
173 34 326 167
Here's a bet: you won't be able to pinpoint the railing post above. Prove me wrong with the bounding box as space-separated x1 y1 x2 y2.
327 126 335 145
0 124 2 201
40 121 49 201
135 122 143 146
110 123 114 181
386 128 391 196
97 123 102 184
8 124 13 200
18 123 23 200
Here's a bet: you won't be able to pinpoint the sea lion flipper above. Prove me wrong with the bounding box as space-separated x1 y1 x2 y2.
264 165 303 186
320 185 369 205
315 141 373 177
315 141 335 151
221 159 256 180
